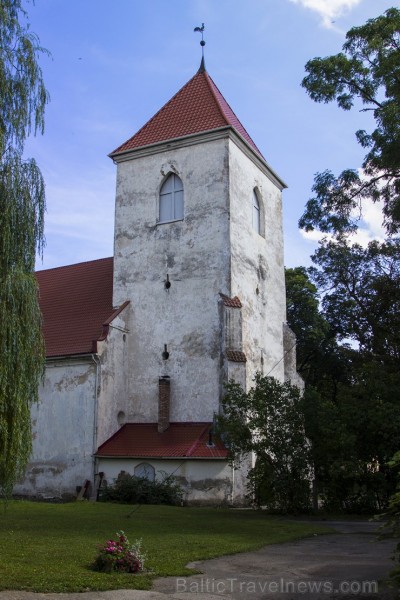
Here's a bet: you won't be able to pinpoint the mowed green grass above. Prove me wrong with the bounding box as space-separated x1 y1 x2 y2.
0 501 332 592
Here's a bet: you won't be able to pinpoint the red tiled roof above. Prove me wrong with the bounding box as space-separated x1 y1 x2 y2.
36 257 117 357
96 422 228 459
219 293 242 308
111 70 263 158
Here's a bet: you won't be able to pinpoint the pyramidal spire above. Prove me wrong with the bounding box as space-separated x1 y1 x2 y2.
110 57 264 160
198 55 206 73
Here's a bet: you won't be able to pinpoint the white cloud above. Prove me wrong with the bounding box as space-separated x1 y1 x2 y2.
288 0 363 28
35 166 115 270
301 198 386 248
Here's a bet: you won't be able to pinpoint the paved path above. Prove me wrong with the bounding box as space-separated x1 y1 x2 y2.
0 520 397 600
152 520 398 599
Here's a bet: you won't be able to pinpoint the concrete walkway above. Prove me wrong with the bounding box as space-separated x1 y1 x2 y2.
0 520 397 600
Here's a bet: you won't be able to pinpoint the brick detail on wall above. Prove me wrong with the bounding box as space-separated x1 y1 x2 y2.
219 293 242 308
158 376 171 433
226 350 247 363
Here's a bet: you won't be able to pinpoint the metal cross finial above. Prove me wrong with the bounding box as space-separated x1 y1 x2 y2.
194 23 206 72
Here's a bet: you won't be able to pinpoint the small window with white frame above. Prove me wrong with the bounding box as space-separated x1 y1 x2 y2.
252 189 261 234
159 173 184 223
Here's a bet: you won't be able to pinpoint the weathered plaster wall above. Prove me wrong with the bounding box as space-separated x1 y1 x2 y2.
97 457 242 505
113 138 231 423
228 140 286 384
15 358 96 499
283 323 305 390
16 306 132 499
96 308 131 446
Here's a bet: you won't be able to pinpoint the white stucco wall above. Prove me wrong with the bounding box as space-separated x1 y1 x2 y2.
96 308 131 446
228 140 286 384
15 358 96 499
113 133 287 425
283 323 305 390
16 306 130 499
97 457 247 505
113 137 231 423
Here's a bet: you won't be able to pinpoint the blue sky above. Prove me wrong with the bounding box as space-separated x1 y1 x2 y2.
24 0 392 271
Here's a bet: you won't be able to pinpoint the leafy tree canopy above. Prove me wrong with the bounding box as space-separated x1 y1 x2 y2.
310 237 400 360
299 7 400 235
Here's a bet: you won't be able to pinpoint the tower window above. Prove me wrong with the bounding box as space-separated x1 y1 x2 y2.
252 190 260 234
159 174 184 223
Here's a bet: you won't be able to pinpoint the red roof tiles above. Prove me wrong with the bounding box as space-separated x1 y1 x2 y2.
219 293 242 308
36 257 116 357
111 70 263 158
96 422 228 459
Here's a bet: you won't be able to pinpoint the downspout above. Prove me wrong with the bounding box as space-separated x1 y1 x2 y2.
231 460 235 506
91 354 101 493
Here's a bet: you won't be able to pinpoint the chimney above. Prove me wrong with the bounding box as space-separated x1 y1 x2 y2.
158 376 171 433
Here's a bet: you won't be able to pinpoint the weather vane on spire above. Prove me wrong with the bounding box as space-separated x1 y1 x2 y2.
194 23 206 72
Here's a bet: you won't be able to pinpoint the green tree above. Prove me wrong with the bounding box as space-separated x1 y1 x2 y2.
286 258 400 512
379 451 400 585
294 6 400 512
0 0 49 497
285 266 341 386
310 237 400 360
299 7 400 236
217 375 312 513
285 267 355 509
308 238 400 510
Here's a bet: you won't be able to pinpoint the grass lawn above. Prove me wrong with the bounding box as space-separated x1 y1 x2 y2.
0 501 332 592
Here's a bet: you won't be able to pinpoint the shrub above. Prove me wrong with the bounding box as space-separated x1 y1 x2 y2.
377 452 400 587
92 530 146 573
101 471 184 506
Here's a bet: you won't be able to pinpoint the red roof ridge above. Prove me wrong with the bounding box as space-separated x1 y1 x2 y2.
204 71 229 127
204 72 264 158
36 256 113 275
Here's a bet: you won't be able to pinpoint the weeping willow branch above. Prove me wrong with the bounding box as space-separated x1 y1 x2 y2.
0 271 45 497
0 154 46 497
0 0 48 499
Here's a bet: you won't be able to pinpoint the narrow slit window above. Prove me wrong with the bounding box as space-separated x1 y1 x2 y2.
252 190 260 234
159 174 184 223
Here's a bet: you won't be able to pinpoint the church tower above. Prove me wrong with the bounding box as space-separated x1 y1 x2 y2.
108 61 287 432
15 57 293 505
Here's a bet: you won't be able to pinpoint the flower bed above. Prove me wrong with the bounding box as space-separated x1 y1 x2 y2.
93 531 146 573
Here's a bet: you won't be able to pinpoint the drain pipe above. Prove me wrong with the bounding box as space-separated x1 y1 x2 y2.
231 460 235 506
91 354 101 494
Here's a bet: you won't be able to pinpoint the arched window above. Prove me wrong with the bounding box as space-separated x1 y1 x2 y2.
159 174 184 223
252 190 260 234
134 462 155 481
